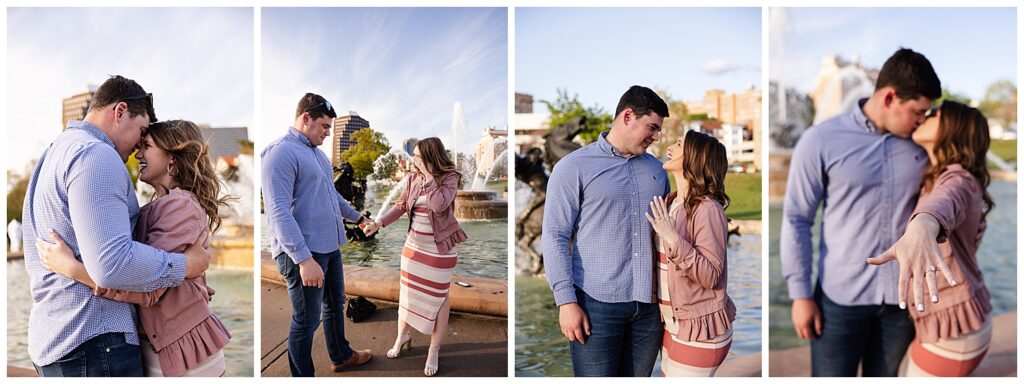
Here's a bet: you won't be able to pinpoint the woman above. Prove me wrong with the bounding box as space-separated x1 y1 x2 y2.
37 120 233 377
868 101 994 376
646 130 736 377
372 137 468 376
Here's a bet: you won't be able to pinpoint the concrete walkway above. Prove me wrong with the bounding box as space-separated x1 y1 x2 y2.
769 311 1017 377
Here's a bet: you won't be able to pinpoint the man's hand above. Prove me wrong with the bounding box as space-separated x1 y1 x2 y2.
362 220 380 236
558 302 591 345
183 241 211 279
792 298 822 339
298 257 324 288
867 214 955 312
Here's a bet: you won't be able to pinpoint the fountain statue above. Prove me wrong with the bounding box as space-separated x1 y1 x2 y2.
334 162 376 242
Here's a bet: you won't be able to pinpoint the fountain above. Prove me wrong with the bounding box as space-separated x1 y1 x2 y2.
452 103 508 220
212 154 255 269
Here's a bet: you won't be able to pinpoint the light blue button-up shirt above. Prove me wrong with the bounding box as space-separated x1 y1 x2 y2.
262 127 363 264
22 120 186 366
780 100 929 306
542 131 670 306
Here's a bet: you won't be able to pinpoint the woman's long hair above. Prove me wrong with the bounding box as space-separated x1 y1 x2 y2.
146 120 233 232
416 137 462 186
679 130 731 219
922 100 994 219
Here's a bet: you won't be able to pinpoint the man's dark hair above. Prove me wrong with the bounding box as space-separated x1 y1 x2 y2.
295 93 338 120
89 75 156 123
875 48 941 101
615 85 670 119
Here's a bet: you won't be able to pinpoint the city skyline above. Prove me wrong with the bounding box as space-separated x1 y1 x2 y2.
517 7 762 115
6 7 255 172
771 7 1017 100
261 7 508 160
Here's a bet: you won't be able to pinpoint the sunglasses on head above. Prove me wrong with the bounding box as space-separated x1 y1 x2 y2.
303 100 334 115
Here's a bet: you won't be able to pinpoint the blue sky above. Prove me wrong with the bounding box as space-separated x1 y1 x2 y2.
7 7 254 173
516 8 762 113
770 7 1017 100
261 8 508 159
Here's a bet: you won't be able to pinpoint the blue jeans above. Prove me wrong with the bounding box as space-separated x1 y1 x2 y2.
33 333 143 377
569 287 661 377
277 250 354 377
811 285 915 376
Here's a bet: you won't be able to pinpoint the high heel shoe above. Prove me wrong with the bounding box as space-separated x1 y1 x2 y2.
386 331 413 359
424 346 441 376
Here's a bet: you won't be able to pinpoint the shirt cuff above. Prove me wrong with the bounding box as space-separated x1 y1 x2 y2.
164 252 187 285
787 278 813 300
552 285 578 306
287 247 314 265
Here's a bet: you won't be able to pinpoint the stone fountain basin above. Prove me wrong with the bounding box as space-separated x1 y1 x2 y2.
454 190 507 220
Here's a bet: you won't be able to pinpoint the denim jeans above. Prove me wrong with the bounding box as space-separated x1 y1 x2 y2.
569 287 661 377
277 250 354 377
811 285 915 376
33 333 143 377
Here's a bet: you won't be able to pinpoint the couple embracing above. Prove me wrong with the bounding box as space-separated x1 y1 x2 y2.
23 75 232 377
543 85 737 377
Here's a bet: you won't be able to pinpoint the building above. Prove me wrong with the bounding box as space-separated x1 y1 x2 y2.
515 93 534 113
684 86 763 170
474 127 508 179
332 112 370 165
61 86 98 130
402 137 419 156
198 126 250 162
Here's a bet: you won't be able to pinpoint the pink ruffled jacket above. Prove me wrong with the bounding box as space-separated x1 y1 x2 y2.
909 164 992 343
92 188 230 376
378 171 468 253
658 192 736 342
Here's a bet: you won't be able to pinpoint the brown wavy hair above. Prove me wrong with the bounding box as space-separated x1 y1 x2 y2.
679 130 731 219
921 100 994 218
415 137 462 185
146 120 234 232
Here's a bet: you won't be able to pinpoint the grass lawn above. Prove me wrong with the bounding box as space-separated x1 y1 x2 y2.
989 139 1017 169
669 172 762 221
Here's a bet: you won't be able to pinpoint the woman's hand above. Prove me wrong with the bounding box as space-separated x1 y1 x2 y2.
866 214 956 312
413 157 434 184
37 230 85 278
645 196 680 251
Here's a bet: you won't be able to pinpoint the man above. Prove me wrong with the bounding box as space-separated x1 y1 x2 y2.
780 48 941 376
542 85 670 376
262 93 375 377
22 75 210 377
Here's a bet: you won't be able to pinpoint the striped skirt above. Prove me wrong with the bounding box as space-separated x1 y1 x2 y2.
660 328 732 377
906 316 992 377
141 338 226 377
398 201 458 334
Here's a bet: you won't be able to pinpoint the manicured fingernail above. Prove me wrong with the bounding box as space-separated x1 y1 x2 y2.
899 301 906 309
950 279 957 286
931 295 939 303
916 303 925 312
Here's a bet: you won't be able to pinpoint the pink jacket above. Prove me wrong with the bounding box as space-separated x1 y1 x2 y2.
93 188 230 376
658 192 735 341
908 164 991 343
378 171 468 253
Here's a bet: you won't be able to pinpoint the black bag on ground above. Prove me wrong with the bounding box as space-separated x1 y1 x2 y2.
346 296 377 322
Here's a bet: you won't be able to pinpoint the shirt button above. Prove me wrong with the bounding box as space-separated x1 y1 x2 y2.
634 232 638 236
634 253 638 256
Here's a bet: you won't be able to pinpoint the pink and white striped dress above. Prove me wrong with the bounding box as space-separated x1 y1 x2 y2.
398 190 458 334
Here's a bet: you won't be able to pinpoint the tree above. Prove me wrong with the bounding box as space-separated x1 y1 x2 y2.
339 128 391 179
368 151 399 181
541 88 613 145
7 170 29 224
238 139 254 156
979 80 1017 128
936 88 972 106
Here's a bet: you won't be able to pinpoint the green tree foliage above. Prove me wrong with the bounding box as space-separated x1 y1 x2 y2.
7 170 29 223
238 139 254 156
979 80 1017 127
339 128 391 179
936 88 973 106
541 88 613 145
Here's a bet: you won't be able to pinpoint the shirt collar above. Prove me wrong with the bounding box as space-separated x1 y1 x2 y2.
287 127 315 147
596 131 632 158
853 98 881 134
67 120 116 148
